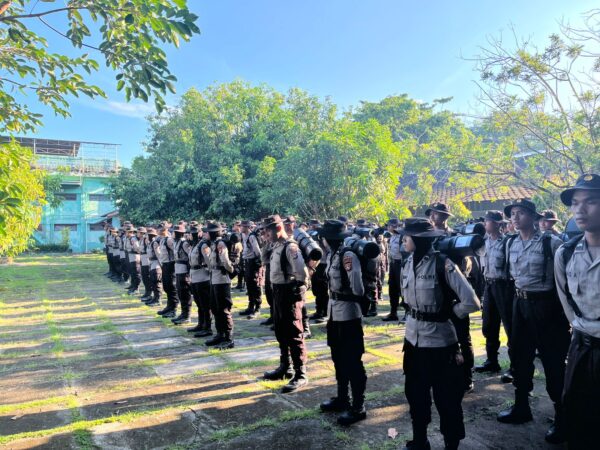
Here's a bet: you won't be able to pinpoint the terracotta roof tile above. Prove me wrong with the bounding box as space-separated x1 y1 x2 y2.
427 186 536 204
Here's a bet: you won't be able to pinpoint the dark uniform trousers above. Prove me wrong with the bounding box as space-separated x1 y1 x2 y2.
244 258 262 311
482 279 514 364
312 264 329 315
191 281 211 327
111 254 121 276
236 258 245 288
129 259 142 290
450 314 474 387
512 290 570 400
562 330 600 450
403 341 466 443
141 265 152 295
388 260 402 312
376 263 386 301
327 317 367 407
120 256 129 281
272 283 307 370
161 261 179 310
150 267 163 300
210 283 233 337
264 264 273 315
175 273 192 315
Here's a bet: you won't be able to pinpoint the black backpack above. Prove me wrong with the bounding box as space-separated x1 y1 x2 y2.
560 235 594 319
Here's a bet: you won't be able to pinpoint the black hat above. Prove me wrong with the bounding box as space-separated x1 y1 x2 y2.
484 210 504 223
541 209 560 222
189 226 200 234
356 218 368 226
318 220 351 240
283 215 297 224
202 221 223 232
403 217 445 237
309 219 322 226
386 218 401 227
560 173 600 206
337 215 349 223
262 215 283 230
425 202 453 217
503 199 542 219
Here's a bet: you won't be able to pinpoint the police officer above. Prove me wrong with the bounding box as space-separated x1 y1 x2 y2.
124 225 142 295
262 215 309 393
107 227 120 281
539 209 565 240
102 222 112 276
118 226 129 284
156 222 180 319
240 220 263 318
319 220 368 425
427 202 476 392
259 223 275 327
145 227 162 307
204 222 236 349
172 224 192 325
231 221 245 291
400 218 480 450
497 199 570 445
375 226 388 307
187 226 213 337
137 227 153 302
384 218 403 322
353 220 379 317
475 211 515 382
554 173 600 450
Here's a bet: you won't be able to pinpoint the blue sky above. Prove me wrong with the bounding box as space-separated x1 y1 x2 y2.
24 0 598 166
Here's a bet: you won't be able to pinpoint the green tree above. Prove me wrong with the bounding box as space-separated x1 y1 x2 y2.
0 140 46 257
259 119 409 221
0 0 200 133
468 10 600 207
110 81 337 223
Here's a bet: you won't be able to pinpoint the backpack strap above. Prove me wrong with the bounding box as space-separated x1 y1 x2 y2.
280 240 292 282
503 234 518 279
561 235 585 318
541 232 554 283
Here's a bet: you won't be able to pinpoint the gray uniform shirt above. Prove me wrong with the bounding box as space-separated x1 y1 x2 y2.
482 234 507 280
269 239 308 285
174 239 191 275
158 236 175 264
555 239 600 338
140 237 150 266
388 233 403 261
402 250 481 348
209 240 234 285
127 236 141 263
242 233 261 259
326 250 363 321
189 241 210 283
149 239 161 270
508 230 562 291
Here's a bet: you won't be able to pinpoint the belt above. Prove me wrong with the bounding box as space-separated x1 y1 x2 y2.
515 289 555 300
407 306 449 323
330 292 362 302
574 330 600 349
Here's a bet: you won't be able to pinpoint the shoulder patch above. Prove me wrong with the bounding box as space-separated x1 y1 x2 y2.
343 253 353 271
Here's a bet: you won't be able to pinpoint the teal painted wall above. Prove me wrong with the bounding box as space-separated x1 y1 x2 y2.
34 175 117 253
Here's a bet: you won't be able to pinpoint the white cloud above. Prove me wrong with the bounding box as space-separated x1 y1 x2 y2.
99 101 156 119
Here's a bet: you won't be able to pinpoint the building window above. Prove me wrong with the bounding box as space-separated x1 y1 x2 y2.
56 193 77 201
89 223 105 231
89 194 111 202
54 224 78 231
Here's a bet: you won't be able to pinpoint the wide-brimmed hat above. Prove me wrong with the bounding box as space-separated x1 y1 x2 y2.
318 220 351 240
189 226 200 234
503 199 542 219
309 219 322 226
541 209 560 222
403 218 445 237
240 220 254 227
337 215 349 223
283 215 297 224
202 221 223 233
425 202 454 217
146 227 158 236
124 225 136 233
262 215 283 230
484 210 504 223
156 221 171 231
173 224 188 234
137 226 147 233
560 173 600 206
386 218 401 227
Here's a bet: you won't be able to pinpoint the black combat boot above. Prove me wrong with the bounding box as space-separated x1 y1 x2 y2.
239 303 253 316
365 302 378 317
282 366 308 393
404 422 430 450
382 306 398 322
145 294 161 306
443 438 460 450
497 391 533 424
205 333 224 346
320 394 350 412
500 367 514 383
248 307 260 320
314 309 327 324
218 332 234 350
545 402 566 444
187 314 204 333
264 355 294 380
403 441 430 450
172 301 191 325
338 373 367 425
474 359 501 373
260 316 274 326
